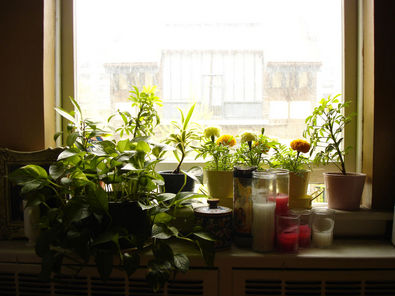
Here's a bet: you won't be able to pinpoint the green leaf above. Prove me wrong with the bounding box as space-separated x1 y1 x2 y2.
152 224 173 239
136 141 151 153
92 231 118 247
146 260 172 292
55 106 76 124
193 231 216 242
154 212 173 224
153 240 174 263
69 96 82 118
95 251 113 281
173 254 190 273
123 252 140 277
196 237 215 267
49 163 65 180
57 149 79 160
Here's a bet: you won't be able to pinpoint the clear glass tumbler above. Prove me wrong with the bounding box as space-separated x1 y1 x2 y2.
312 208 335 248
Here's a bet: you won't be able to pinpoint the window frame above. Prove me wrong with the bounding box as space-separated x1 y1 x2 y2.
58 0 362 203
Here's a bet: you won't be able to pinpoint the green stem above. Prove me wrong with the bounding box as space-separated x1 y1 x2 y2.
326 111 346 174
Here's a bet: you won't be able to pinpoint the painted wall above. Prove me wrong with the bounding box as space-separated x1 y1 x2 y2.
0 0 45 151
0 0 394 209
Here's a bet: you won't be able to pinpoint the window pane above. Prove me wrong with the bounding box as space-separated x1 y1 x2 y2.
74 0 342 145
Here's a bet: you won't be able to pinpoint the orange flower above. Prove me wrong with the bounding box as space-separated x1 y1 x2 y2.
253 140 270 153
216 135 236 147
290 139 311 153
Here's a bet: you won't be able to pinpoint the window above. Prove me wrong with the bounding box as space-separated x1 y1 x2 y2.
72 0 343 148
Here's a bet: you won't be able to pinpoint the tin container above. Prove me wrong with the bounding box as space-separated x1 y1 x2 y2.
194 199 232 250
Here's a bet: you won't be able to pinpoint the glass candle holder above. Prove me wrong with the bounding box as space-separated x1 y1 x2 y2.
268 169 290 215
252 171 276 252
290 209 312 248
276 214 300 252
312 208 335 248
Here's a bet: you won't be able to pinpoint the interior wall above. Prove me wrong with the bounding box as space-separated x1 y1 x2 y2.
371 0 395 210
0 0 45 151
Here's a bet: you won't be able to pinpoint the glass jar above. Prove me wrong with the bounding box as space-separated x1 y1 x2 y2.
268 169 290 215
233 165 257 247
251 171 276 252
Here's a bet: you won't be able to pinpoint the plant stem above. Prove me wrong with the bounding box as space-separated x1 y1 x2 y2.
326 111 346 174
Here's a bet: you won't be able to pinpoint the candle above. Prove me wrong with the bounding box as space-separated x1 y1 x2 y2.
252 202 276 252
277 227 299 252
269 194 289 215
312 231 333 248
299 224 311 248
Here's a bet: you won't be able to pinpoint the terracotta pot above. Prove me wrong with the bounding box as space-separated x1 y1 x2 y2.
324 172 366 210
289 170 311 209
206 170 233 209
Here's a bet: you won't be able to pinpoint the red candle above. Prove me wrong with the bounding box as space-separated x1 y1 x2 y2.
299 224 311 248
277 229 299 252
269 194 289 215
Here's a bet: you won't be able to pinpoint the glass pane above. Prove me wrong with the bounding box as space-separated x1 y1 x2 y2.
74 0 342 146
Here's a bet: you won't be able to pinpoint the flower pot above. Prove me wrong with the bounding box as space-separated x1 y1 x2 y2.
324 172 366 210
108 201 151 240
205 170 233 209
159 170 195 193
289 170 311 209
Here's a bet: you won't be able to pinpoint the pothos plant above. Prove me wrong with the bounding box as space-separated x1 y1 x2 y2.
10 89 214 292
303 94 355 175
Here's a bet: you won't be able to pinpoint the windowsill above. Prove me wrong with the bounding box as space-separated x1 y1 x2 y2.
0 239 394 270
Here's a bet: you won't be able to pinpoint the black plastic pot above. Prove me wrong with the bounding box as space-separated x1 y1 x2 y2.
158 170 195 193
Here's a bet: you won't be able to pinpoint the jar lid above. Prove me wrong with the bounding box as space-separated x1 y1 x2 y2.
194 198 232 216
233 165 257 178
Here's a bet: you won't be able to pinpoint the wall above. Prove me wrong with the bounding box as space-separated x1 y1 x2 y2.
0 1 394 209
370 0 395 210
0 0 45 151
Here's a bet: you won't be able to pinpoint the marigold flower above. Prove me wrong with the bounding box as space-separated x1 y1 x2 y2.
254 141 270 153
204 127 220 139
240 132 257 143
216 135 236 147
290 139 311 153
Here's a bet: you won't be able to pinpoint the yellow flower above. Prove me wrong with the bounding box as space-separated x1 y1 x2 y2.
204 127 220 139
216 135 236 147
290 139 311 153
240 132 257 143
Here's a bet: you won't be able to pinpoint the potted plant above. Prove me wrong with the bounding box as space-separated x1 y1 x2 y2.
160 103 201 193
195 127 236 208
235 128 276 169
304 94 365 210
10 88 215 292
270 139 312 209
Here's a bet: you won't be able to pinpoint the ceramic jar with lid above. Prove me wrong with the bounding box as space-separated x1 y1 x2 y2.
194 199 232 250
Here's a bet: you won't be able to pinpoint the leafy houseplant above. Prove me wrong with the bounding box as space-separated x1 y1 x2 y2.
304 94 366 210
195 127 236 208
108 85 162 138
195 127 236 171
270 139 313 209
160 103 200 193
235 129 276 169
10 88 214 291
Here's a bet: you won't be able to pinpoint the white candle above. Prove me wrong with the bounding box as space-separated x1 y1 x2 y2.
312 231 333 248
252 202 276 252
